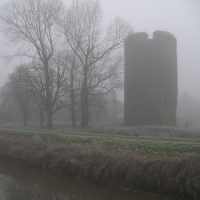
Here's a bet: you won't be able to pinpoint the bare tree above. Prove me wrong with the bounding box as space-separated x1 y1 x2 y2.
69 56 78 128
62 51 82 128
0 0 64 129
1 66 34 126
89 93 108 124
27 53 70 128
177 93 200 128
108 95 123 125
60 0 131 127
22 62 46 128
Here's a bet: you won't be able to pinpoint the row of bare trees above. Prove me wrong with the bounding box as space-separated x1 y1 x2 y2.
0 0 131 129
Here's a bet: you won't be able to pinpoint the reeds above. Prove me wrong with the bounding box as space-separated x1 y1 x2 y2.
0 135 199 199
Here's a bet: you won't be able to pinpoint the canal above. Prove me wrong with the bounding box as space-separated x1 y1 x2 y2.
0 160 164 200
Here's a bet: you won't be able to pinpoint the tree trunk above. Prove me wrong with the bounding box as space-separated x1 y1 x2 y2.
39 110 44 128
23 117 27 126
71 90 76 128
84 92 89 127
44 60 53 129
81 68 89 127
70 64 76 128
71 104 76 128
46 111 53 129
81 91 85 127
40 119 44 128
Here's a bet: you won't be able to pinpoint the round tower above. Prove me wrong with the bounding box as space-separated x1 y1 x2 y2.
124 31 177 126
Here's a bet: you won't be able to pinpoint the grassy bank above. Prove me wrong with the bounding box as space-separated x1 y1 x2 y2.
0 127 200 158
0 127 200 199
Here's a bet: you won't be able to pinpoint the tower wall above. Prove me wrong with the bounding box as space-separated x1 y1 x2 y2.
124 31 177 126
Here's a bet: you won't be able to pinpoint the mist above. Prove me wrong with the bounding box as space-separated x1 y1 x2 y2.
0 2 200 199
0 0 199 97
0 0 199 128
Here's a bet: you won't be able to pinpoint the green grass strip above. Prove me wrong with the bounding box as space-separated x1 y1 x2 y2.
0 127 199 157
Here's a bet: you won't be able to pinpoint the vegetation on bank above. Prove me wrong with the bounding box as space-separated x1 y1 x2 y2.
0 126 200 158
0 126 200 199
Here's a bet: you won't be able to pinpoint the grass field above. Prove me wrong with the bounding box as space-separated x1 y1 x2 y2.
0 126 200 158
0 126 200 199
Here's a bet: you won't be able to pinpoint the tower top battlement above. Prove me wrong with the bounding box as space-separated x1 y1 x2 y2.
125 30 176 44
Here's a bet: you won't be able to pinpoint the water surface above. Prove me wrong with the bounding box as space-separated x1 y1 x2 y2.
0 160 164 200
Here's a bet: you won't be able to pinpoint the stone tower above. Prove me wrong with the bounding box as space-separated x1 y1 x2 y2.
124 31 177 126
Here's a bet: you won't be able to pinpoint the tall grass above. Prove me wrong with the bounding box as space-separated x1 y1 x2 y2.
0 127 200 157
0 135 199 199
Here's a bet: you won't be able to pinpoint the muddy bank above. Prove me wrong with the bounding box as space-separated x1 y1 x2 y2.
0 135 199 200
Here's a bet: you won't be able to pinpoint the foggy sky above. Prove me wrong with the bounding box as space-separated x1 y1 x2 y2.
0 0 199 99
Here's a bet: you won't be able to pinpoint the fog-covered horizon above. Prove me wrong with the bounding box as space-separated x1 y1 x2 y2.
0 0 200 100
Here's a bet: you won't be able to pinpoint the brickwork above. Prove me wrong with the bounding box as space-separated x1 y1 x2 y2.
124 31 177 126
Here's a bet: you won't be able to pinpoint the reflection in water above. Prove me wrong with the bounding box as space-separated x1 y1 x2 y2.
0 160 164 200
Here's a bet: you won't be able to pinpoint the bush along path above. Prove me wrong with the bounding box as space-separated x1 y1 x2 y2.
0 131 200 200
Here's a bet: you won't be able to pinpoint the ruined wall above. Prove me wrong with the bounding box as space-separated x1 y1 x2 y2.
124 31 177 126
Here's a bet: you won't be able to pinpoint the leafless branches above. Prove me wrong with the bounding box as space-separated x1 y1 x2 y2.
0 0 132 128
60 0 131 127
0 0 65 129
